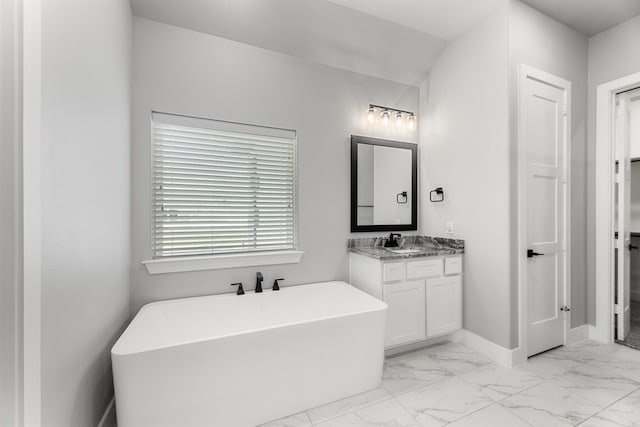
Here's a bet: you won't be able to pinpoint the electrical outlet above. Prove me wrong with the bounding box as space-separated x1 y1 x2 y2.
445 221 454 234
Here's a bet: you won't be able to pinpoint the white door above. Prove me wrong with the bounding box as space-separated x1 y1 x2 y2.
616 93 632 341
426 276 462 337
521 68 570 357
383 281 426 347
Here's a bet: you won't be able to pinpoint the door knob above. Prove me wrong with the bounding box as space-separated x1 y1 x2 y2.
527 249 544 258
629 244 639 251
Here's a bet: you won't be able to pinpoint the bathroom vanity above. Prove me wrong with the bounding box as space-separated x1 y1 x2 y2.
348 236 464 349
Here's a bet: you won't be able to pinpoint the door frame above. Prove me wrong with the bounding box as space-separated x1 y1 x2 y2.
593 72 640 343
23 0 43 424
516 65 572 363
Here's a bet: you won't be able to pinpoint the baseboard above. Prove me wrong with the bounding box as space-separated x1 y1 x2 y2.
385 335 451 357
97 397 116 427
452 330 519 367
567 324 589 344
632 290 640 302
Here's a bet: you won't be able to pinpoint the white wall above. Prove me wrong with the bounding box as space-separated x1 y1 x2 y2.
0 0 21 424
509 0 589 329
41 0 131 425
131 18 419 311
588 14 640 322
421 3 512 348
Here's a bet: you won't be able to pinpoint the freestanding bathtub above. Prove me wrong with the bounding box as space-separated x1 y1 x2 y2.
111 281 387 427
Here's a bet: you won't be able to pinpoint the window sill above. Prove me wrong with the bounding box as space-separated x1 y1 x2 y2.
142 250 304 275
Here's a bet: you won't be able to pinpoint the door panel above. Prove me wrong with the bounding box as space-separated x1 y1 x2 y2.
426 276 462 337
529 255 558 323
523 74 568 357
383 281 426 347
528 95 559 167
529 173 558 243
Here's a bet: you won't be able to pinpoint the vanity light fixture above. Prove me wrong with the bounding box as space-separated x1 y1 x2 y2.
366 104 417 131
381 110 389 126
367 106 375 123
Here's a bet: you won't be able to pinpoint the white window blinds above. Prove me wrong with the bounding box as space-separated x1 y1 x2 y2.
152 112 297 258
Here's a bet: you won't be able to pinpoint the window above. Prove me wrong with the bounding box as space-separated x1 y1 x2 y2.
150 112 298 260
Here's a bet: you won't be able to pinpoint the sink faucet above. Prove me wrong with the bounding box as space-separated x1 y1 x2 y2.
256 272 264 293
384 233 402 248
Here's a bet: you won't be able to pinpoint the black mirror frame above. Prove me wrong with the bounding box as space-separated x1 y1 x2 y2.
350 135 418 232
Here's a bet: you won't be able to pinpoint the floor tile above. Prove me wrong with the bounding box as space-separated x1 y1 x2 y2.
500 381 602 427
421 342 493 376
580 389 640 427
316 399 420 427
396 377 493 427
458 363 544 401
446 404 533 427
550 362 640 407
306 387 393 424
382 357 452 397
382 342 492 397
260 411 312 427
520 350 587 380
587 348 640 383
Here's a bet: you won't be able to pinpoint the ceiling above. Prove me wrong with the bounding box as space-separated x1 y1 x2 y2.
131 0 449 86
521 0 640 36
326 0 504 40
131 0 640 87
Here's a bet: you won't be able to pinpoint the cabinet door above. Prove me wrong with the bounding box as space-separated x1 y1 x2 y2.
383 281 426 347
426 276 462 337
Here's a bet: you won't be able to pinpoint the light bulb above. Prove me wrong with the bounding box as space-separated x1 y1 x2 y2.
408 115 416 131
367 107 374 123
396 112 403 128
381 110 389 126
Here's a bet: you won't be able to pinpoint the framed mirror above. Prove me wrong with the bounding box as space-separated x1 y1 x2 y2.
351 135 417 232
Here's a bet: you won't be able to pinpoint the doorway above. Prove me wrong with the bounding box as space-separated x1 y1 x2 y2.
594 72 640 346
614 87 640 349
517 65 572 359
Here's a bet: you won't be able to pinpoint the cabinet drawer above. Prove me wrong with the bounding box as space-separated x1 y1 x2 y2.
406 259 442 279
383 262 404 282
444 256 462 275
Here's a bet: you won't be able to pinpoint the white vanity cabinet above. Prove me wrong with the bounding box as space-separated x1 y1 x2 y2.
349 253 463 349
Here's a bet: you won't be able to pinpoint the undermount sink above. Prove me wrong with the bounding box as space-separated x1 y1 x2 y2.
386 248 422 254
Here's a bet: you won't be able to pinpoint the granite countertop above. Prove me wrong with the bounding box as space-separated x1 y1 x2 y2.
347 235 464 260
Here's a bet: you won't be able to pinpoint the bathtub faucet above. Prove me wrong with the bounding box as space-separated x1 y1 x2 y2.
256 272 264 293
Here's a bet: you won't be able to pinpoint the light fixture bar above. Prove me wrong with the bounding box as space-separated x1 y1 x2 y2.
368 104 415 116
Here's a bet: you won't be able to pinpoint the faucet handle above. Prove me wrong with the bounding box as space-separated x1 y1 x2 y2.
273 278 284 291
230 282 245 295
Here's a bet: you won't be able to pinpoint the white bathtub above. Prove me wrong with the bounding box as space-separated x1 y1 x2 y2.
112 281 387 427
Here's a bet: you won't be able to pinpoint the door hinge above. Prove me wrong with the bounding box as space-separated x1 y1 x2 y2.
615 304 623 315
560 305 571 312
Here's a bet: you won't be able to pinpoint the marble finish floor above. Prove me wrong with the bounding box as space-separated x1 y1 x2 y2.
262 340 640 427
